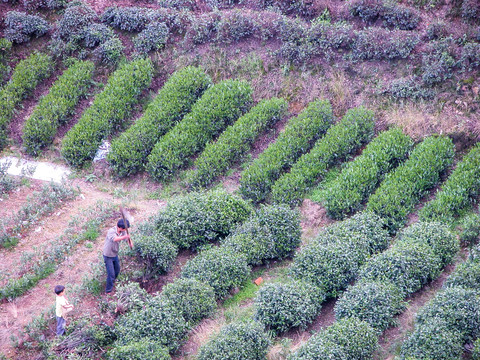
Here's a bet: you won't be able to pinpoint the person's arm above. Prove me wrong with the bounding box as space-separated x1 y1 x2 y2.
113 232 130 242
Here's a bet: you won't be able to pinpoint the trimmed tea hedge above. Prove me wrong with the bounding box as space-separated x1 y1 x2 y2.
239 99 334 203
146 79 252 181
254 280 324 334
61 58 153 168
196 321 270 360
134 232 178 276
107 340 171 360
180 246 250 299
108 66 212 177
366 135 455 233
323 127 413 219
154 190 252 250
420 142 480 222
271 106 375 207
221 204 301 265
22 60 94 156
289 317 378 360
188 97 288 188
0 52 53 150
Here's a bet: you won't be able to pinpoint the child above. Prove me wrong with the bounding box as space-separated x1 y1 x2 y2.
54 285 74 336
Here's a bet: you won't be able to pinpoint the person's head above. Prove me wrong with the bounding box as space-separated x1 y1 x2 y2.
117 218 130 231
54 285 65 296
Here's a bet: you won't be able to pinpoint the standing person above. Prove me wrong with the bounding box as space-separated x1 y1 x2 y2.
54 285 74 336
103 219 130 294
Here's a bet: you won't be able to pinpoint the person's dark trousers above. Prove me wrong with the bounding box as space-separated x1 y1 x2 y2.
56 316 66 336
103 255 120 293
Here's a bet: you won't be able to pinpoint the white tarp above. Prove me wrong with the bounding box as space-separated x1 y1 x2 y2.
0 156 71 183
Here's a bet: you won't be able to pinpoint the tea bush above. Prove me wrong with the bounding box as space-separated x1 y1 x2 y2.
56 2 97 42
334 281 405 331
134 233 178 275
101 6 154 32
185 12 221 44
22 60 95 156
290 317 378 360
271 106 375 207
222 205 301 265
366 136 454 233
61 58 153 168
382 4 420 30
425 20 448 40
155 190 252 249
93 35 125 65
107 339 171 360
4 11 49 44
133 22 169 54
196 321 270 360
421 143 480 222
146 79 252 181
421 39 456 85
444 258 480 291
323 127 413 219
114 281 150 313
474 338 480 360
180 246 250 299
216 10 259 43
396 221 458 266
385 76 435 100
114 297 188 352
108 66 211 177
157 0 197 10
239 99 334 203
0 38 12 85
84 24 115 48
0 52 53 151
276 17 314 65
189 97 287 188
459 213 480 246
254 280 324 334
460 42 480 71
349 0 383 23
461 0 480 22
160 278 216 325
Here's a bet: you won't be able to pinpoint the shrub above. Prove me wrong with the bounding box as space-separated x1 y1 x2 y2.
444 258 480 291
101 6 154 32
460 42 480 71
197 321 270 360
323 127 413 219
358 242 441 296
114 297 188 352
134 22 169 54
222 205 301 265
93 35 125 65
189 97 287 188
382 4 420 30
108 66 212 178
0 52 53 151
425 20 448 40
239 99 334 203
0 38 12 84
459 213 480 247
114 281 150 313
351 28 419 61
349 0 383 23
396 221 458 266
134 233 178 276
84 23 114 48
22 60 95 156
276 17 314 65
56 3 97 42
290 317 378 360
334 281 406 332
474 338 480 360
146 79 252 181
308 21 355 60
155 190 252 250
216 10 258 43
160 278 216 325
421 39 456 85
421 143 480 221
385 76 435 100
107 339 171 360
366 136 455 233
271 106 375 207
461 0 480 22
157 0 197 11
185 12 221 45
4 11 49 44
61 58 153 168
254 280 324 334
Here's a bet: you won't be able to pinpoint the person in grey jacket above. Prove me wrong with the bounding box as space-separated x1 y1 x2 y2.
103 219 130 294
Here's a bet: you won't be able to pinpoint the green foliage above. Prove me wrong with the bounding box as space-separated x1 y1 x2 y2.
4 11 49 44
0 52 53 151
349 0 382 23
84 23 114 48
420 143 480 222
290 317 378 360
254 280 324 334
222 205 301 265
385 76 435 100
114 281 150 313
460 42 480 71
107 339 171 360
134 22 169 54
134 232 178 276
323 127 413 219
61 58 153 168
108 66 212 178
114 297 188 352
22 60 94 156
474 338 480 360
188 97 287 188
271 106 375 207
382 4 420 30
461 0 480 22
239 99 334 203
421 39 456 86
444 257 480 291
56 2 97 42
459 213 480 246
101 6 154 32
155 190 252 250
146 79 252 181
181 246 250 299
160 278 216 325
334 281 406 332
216 9 259 43
196 321 270 360
93 36 125 66
366 136 455 233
